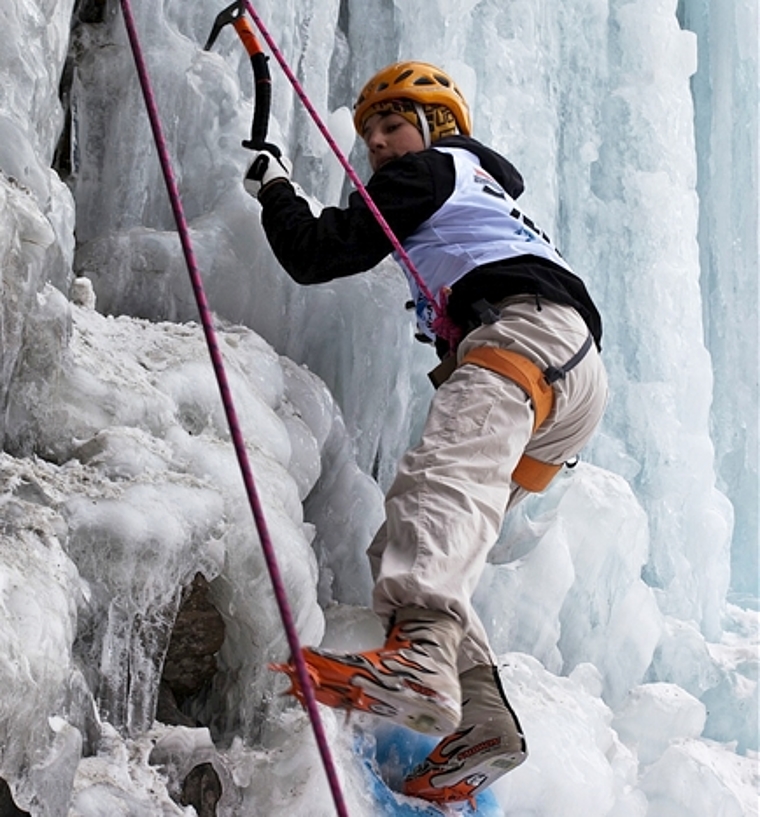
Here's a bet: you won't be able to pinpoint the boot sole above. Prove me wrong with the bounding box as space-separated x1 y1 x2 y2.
403 733 524 804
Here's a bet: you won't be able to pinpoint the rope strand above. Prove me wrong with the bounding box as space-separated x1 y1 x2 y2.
117 3 349 815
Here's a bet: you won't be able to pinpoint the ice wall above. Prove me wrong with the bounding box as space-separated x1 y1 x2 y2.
0 0 756 814
65 0 431 486
676 0 759 602
0 0 76 447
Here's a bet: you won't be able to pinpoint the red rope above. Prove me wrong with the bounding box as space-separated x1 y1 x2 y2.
117 3 350 815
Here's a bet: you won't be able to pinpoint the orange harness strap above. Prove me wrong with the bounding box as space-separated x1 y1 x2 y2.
460 347 554 431
510 454 562 492
459 347 562 492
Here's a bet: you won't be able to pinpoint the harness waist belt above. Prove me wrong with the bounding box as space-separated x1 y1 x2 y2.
459 335 593 492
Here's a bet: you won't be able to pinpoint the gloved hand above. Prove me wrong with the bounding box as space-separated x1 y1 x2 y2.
244 150 292 198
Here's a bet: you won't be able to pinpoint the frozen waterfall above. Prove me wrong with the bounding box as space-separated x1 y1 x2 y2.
0 0 756 815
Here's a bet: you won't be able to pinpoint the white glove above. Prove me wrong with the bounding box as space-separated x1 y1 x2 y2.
244 150 292 198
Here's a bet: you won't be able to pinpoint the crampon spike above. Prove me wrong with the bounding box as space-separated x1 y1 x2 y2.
270 660 316 705
270 654 380 716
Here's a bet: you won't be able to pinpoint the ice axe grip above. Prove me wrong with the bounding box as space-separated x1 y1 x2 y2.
243 47 276 153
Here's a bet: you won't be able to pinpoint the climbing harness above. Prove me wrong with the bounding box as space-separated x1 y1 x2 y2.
459 333 595 492
461 346 555 433
428 293 594 493
118 2 348 815
428 294 594 493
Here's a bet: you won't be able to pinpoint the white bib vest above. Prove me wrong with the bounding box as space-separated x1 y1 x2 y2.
394 147 571 339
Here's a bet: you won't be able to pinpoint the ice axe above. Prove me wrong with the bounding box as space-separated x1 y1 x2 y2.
204 0 281 156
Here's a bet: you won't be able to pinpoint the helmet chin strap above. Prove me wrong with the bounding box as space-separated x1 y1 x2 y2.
414 102 432 148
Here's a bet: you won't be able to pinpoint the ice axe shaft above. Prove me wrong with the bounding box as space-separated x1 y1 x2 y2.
233 16 263 57
204 0 278 154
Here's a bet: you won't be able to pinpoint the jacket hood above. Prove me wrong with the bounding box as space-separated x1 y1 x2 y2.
433 135 525 200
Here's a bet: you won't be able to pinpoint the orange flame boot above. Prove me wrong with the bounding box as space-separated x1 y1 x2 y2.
402 664 527 805
272 607 464 735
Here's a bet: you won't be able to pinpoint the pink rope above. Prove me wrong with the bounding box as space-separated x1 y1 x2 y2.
117 3 349 816
243 0 450 330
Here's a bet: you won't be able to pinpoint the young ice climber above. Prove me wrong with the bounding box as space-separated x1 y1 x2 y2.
244 62 608 805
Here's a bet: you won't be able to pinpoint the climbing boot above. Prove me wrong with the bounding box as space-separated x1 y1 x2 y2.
402 664 527 805
273 607 463 735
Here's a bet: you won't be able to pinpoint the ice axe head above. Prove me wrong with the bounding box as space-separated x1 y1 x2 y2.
204 0 260 57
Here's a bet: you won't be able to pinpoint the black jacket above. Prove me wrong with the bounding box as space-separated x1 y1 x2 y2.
259 135 602 349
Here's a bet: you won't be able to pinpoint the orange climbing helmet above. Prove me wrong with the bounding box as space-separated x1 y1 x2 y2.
353 61 472 142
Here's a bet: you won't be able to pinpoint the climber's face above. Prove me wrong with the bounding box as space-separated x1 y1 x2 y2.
362 112 425 172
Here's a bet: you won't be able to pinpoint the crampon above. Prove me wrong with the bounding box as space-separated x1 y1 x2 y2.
270 649 390 715
406 774 485 809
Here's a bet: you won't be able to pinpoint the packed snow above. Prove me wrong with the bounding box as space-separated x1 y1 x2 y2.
0 0 757 815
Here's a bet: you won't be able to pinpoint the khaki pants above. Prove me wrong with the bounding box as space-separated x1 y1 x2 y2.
368 298 608 672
